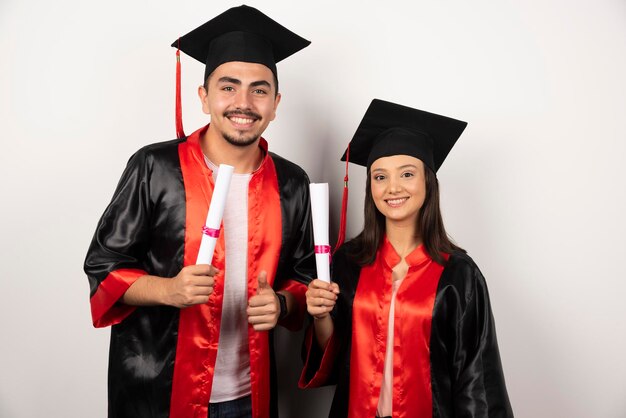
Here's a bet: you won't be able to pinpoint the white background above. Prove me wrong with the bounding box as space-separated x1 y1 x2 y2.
1 0 625 417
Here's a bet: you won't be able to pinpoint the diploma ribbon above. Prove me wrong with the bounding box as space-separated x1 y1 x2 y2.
201 226 220 238
314 245 331 254
314 245 332 264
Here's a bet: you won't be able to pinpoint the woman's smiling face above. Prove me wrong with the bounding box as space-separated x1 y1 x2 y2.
370 154 426 228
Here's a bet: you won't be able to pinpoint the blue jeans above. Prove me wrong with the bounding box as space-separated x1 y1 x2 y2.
208 395 252 418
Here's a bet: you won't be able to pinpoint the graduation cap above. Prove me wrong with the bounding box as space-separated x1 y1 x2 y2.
335 99 467 249
340 99 467 172
171 5 311 138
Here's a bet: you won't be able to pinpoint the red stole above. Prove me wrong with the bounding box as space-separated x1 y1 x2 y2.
349 237 446 418
170 125 282 418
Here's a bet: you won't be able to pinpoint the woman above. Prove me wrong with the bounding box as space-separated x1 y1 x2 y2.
300 99 513 418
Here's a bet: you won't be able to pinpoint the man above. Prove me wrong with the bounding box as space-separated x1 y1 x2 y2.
84 6 315 418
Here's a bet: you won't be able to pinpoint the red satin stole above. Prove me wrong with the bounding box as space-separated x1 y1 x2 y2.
349 237 445 418
170 125 282 418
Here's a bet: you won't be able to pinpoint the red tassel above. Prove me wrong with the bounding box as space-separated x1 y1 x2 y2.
334 143 350 253
175 40 185 139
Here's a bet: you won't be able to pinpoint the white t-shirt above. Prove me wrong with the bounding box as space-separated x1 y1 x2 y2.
205 158 252 402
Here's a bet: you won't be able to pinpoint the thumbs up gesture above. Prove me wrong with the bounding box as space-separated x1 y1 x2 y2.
247 271 281 331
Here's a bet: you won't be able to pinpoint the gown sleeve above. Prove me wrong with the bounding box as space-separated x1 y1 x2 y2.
434 255 514 417
298 243 357 388
298 325 341 388
84 150 152 328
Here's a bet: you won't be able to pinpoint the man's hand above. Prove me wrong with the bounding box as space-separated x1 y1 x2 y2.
306 279 339 320
165 264 218 308
247 271 280 331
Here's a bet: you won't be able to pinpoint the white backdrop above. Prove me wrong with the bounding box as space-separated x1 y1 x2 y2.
1 0 625 417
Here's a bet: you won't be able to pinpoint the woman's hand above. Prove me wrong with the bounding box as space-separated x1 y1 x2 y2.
306 279 340 320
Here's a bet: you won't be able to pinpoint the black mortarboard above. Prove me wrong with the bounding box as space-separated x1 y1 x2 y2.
334 99 467 250
172 5 311 82
340 99 467 173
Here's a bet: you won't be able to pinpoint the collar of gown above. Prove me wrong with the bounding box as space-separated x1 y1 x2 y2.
380 235 430 270
187 123 270 176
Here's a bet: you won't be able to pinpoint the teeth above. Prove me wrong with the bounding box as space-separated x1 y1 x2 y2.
387 198 407 205
231 117 254 124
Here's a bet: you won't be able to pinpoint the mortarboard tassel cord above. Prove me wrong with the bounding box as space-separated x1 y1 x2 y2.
175 40 185 139
334 143 350 254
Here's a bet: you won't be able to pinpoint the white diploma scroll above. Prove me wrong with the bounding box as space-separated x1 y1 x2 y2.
309 183 331 283
196 164 234 265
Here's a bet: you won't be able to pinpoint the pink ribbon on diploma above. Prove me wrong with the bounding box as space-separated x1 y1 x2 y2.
315 245 332 264
202 226 220 238
314 245 331 254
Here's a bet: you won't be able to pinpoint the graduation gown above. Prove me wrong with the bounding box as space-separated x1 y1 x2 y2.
85 124 315 418
300 238 513 418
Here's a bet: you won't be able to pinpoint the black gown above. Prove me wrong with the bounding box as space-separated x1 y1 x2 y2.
300 238 513 418
85 124 315 418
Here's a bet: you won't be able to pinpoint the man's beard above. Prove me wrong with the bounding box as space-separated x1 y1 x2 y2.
222 131 260 147
221 109 262 147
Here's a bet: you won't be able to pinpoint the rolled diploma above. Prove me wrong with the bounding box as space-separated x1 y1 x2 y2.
309 183 331 282
196 164 234 265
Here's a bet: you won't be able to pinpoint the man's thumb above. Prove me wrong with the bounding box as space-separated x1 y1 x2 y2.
257 271 269 293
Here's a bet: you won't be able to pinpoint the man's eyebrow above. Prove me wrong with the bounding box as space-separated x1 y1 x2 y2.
250 80 272 88
217 76 241 85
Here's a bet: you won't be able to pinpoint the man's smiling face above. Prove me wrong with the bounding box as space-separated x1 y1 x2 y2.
200 61 281 147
